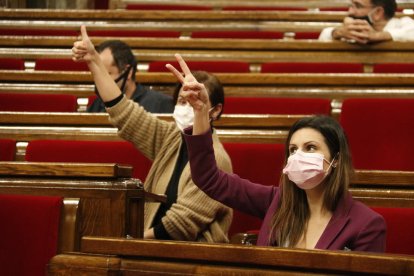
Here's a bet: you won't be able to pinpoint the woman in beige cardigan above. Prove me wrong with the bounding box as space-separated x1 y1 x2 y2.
72 26 233 242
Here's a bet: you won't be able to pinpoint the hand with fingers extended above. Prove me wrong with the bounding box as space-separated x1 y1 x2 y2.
166 54 209 112
72 25 98 63
166 54 211 134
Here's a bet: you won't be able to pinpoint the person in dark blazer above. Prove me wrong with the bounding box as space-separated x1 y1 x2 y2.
167 54 386 252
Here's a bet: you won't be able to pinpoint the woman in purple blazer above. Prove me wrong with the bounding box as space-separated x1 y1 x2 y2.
166 54 386 252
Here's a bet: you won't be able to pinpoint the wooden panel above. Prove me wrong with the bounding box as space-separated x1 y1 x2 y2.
0 161 132 178
0 112 304 129
0 176 145 239
69 237 414 275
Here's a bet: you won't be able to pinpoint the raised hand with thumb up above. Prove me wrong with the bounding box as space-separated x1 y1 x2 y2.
72 25 96 63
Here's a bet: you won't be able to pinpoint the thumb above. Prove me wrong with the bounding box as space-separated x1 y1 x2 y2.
80 25 90 41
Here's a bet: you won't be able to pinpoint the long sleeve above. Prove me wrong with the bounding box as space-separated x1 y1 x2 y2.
184 129 276 219
106 96 177 160
385 16 414 41
318 27 335 41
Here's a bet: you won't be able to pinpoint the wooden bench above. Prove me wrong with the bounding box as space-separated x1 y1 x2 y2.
111 0 414 10
48 236 414 275
2 43 414 72
0 162 165 241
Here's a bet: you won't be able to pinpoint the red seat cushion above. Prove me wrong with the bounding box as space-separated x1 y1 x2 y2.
261 62 364 73
0 139 16 161
294 32 321 40
35 58 89 71
223 143 285 237
126 4 211 10
224 97 331 115
0 29 78 36
88 29 181 38
148 60 251 73
373 63 414 73
191 31 284 39
25 140 152 181
0 93 78 112
340 98 414 170
0 194 62 276
371 207 414 255
222 6 307 11
0 58 25 70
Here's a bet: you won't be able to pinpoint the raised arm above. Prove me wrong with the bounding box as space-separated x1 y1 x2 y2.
72 25 121 102
166 54 210 135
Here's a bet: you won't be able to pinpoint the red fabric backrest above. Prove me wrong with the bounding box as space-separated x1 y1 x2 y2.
0 29 78 36
261 62 364 73
224 97 331 115
126 4 212 10
0 58 25 70
294 32 321 39
25 140 152 181
88 29 181 38
340 98 414 170
0 194 62 276
35 58 89 71
0 93 78 112
222 6 307 11
371 207 414 255
373 63 414 73
319 7 349 11
148 60 251 73
0 139 16 161
223 142 285 236
191 31 284 39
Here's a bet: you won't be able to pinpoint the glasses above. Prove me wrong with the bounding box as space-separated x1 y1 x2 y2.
349 1 374 9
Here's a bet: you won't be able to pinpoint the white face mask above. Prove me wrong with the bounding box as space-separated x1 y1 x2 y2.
173 103 194 131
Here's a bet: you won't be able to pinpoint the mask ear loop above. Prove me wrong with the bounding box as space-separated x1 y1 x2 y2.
114 64 133 95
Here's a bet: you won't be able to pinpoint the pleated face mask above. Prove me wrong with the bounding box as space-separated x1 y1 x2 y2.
283 150 335 190
173 103 194 131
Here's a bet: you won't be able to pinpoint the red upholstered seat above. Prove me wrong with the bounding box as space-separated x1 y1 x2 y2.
0 58 25 70
371 207 414 255
0 194 62 276
224 97 331 115
294 32 321 40
222 6 307 11
148 60 251 73
88 29 181 38
126 4 211 10
319 7 349 11
191 31 284 39
0 93 78 112
25 140 152 181
223 142 285 237
340 98 414 171
373 63 414 73
0 29 78 36
35 58 89 71
0 139 16 161
261 62 364 73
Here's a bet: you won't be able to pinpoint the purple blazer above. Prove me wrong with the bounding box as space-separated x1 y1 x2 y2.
184 130 386 252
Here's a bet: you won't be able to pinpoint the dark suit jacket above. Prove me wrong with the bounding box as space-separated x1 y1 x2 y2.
88 83 174 113
184 130 386 252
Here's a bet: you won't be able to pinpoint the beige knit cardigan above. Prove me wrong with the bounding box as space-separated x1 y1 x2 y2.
107 97 233 242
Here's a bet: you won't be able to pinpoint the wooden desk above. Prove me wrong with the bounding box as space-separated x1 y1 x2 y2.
47 236 414 275
0 162 164 243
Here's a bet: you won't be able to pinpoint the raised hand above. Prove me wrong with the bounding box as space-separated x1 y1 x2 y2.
72 25 97 63
166 54 211 134
166 54 209 112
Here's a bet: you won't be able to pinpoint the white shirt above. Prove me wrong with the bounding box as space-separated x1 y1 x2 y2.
318 16 414 42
